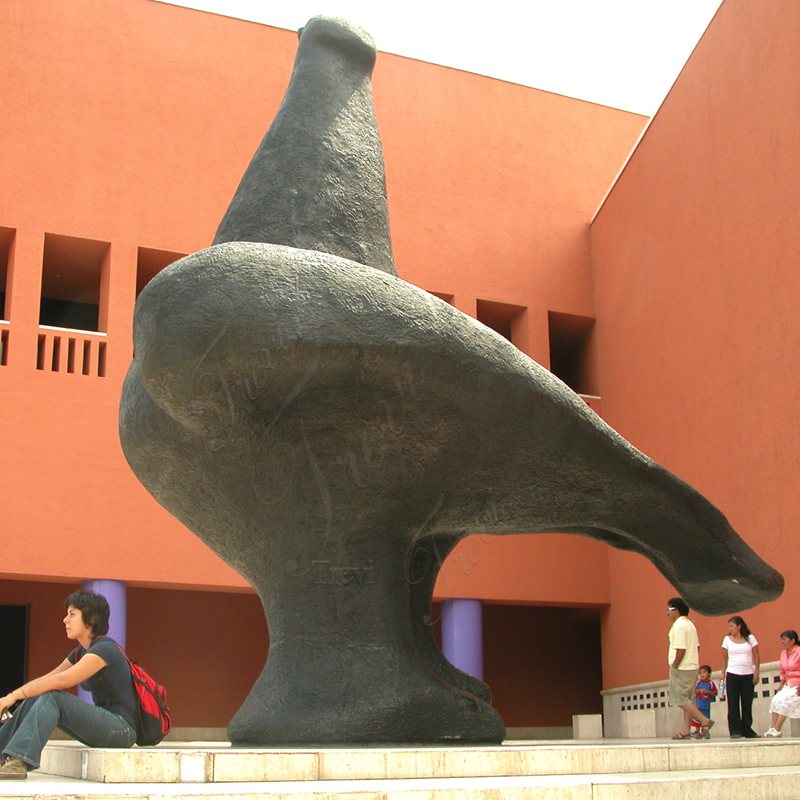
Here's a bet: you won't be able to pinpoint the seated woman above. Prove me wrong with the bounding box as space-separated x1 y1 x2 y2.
764 629 800 737
0 590 136 780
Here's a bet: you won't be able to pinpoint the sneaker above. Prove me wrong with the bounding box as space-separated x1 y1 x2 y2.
0 757 28 780
764 728 783 738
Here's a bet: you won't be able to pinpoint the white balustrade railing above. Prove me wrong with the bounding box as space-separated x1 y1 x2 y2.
601 661 788 738
36 325 108 377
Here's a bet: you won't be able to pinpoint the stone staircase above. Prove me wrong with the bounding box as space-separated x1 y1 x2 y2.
0 738 797 798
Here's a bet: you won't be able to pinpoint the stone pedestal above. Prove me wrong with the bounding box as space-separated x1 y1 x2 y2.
572 713 603 739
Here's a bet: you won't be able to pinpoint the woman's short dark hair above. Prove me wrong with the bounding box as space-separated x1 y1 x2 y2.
780 629 799 643
728 615 752 639
667 597 690 616
64 590 110 637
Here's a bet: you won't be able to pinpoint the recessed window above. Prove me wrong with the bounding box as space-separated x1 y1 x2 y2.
476 299 526 344
137 247 186 297
0 226 14 321
548 311 596 395
428 291 455 305
40 233 109 332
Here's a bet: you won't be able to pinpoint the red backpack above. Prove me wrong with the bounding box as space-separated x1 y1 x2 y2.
74 637 172 746
112 643 172 746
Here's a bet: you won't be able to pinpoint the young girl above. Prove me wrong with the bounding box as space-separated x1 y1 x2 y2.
0 591 136 779
721 615 760 738
764 629 800 737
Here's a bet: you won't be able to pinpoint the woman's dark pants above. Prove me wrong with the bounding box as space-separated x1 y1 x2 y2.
726 672 756 737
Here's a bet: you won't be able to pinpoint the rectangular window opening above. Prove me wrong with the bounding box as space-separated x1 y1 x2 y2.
40 233 109 332
137 247 186 297
97 341 107 377
476 299 526 345
0 227 14 321
427 290 455 305
51 336 61 372
548 311 597 395
67 338 76 374
82 341 92 376
36 335 46 370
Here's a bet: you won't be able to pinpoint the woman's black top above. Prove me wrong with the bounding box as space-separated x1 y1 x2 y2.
67 637 137 727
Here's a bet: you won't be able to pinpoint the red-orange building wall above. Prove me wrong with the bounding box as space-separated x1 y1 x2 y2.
592 0 799 687
0 0 644 600
16 0 793 729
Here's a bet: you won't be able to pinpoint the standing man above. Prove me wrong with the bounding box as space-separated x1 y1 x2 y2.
667 597 714 739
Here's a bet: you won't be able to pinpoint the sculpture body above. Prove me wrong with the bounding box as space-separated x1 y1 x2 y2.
119 17 783 744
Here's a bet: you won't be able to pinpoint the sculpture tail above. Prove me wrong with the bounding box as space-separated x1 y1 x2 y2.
555 429 784 615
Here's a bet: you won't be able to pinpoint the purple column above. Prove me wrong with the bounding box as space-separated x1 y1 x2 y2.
79 579 127 701
441 598 483 679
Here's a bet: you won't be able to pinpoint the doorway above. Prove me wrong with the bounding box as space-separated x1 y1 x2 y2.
0 605 29 695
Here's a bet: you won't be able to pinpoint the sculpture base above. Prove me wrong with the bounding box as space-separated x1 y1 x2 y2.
38 738 800 799
227 648 505 745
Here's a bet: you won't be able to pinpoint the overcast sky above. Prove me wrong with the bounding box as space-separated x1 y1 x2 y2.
156 0 723 115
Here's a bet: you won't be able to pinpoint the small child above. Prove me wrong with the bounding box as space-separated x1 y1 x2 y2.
691 665 718 738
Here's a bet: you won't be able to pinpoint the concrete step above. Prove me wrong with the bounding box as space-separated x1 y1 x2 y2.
3 763 800 800
35 738 800 784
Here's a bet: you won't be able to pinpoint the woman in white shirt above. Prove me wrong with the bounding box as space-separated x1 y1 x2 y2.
721 615 760 738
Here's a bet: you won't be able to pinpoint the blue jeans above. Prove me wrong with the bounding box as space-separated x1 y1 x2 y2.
0 692 136 769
